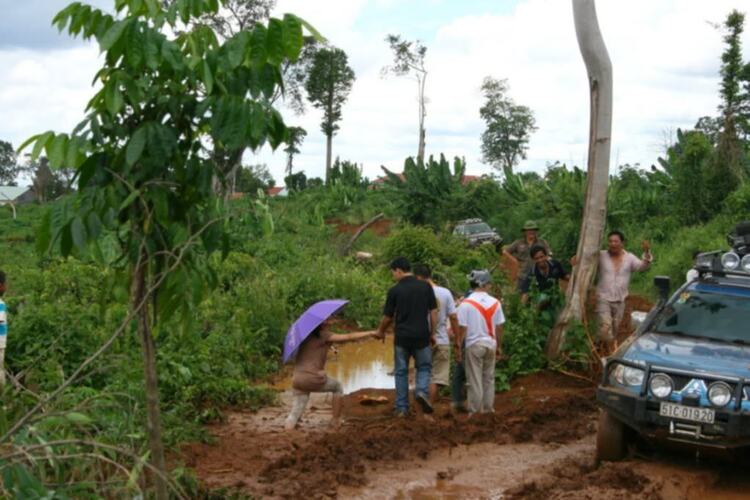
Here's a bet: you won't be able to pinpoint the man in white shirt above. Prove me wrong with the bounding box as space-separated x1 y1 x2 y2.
456 270 505 414
594 231 652 353
414 264 460 405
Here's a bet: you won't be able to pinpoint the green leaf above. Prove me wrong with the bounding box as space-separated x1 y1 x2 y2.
31 131 54 161
143 30 161 69
282 15 303 61
161 40 183 70
46 134 68 169
249 24 267 67
52 3 79 32
202 59 214 94
60 222 73 256
65 412 93 425
69 5 91 36
267 109 286 149
77 154 98 189
16 133 42 154
152 191 169 224
146 124 177 162
86 212 103 239
130 0 144 15
104 77 124 116
266 18 284 65
65 136 85 168
36 209 52 255
99 19 130 51
125 22 144 68
70 216 87 249
224 32 246 69
119 189 141 211
297 16 326 43
126 126 147 166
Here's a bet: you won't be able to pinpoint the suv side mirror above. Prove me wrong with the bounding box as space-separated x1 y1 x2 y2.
654 276 671 301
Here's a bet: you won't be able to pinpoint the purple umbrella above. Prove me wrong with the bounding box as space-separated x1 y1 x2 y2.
282 299 349 363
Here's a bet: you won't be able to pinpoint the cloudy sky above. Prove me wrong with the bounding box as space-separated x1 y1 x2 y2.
1 0 749 184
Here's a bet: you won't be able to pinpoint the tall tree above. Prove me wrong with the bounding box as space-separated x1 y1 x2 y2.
0 140 20 185
479 77 537 173
18 2 309 497
718 11 747 127
305 47 355 184
200 0 274 35
284 126 307 178
706 9 747 205
383 35 428 164
196 0 319 114
547 0 613 359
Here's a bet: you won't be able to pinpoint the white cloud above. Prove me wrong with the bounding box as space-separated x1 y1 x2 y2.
0 46 102 157
1 0 749 185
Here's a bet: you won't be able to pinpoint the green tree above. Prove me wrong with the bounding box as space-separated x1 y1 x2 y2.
382 154 466 226
17 2 311 497
718 11 747 127
305 46 355 184
284 126 306 177
707 10 747 208
383 34 428 164
654 129 713 223
236 163 276 194
307 176 324 188
479 76 537 173
0 140 20 185
329 157 365 187
285 170 307 191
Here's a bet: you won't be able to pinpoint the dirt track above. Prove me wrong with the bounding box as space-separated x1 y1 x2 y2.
181 369 750 499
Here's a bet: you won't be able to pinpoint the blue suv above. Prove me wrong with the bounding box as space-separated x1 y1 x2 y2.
596 222 750 461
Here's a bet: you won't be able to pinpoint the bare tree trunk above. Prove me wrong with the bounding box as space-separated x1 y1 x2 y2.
546 0 613 359
325 133 333 184
417 74 427 164
342 212 384 255
133 258 168 500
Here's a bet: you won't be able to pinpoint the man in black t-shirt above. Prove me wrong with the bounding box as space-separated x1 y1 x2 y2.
375 257 438 416
519 244 569 305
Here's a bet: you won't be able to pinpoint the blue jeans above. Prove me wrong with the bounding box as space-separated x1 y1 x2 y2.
394 344 432 413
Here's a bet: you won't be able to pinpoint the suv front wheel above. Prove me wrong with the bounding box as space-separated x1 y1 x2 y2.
596 410 627 462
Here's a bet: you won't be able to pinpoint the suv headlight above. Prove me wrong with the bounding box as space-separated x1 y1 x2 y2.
609 363 645 386
741 254 750 273
722 252 740 270
708 381 732 407
649 373 673 399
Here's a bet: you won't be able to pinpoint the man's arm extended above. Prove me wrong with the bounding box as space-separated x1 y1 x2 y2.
375 315 392 342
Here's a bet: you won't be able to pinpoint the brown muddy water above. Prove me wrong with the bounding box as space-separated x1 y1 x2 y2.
274 337 394 394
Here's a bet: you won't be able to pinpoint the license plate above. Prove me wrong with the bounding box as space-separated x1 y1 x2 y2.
659 402 715 424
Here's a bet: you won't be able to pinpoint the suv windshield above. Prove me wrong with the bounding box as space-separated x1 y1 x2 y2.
654 285 750 343
463 223 492 235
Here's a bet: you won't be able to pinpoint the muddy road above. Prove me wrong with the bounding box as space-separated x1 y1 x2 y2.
181 339 750 499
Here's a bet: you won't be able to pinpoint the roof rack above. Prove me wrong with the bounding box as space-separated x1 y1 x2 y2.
695 250 750 278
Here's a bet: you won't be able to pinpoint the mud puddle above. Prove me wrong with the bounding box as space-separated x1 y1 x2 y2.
341 438 595 499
